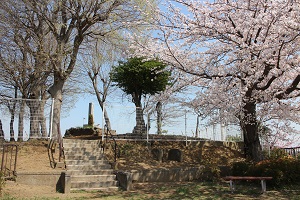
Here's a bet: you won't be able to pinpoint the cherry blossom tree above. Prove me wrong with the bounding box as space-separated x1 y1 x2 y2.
131 0 300 161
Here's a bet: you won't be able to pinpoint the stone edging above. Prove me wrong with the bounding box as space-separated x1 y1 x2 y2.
116 166 205 191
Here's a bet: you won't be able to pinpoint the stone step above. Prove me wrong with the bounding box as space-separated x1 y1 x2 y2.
63 147 103 153
71 174 116 182
67 169 114 175
63 138 101 143
63 139 119 191
70 186 119 192
66 164 112 171
64 152 105 158
63 143 102 148
63 141 101 146
64 155 105 160
71 180 118 189
65 160 109 165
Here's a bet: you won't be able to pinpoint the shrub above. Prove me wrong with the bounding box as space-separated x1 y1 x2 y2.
231 157 300 187
262 147 288 160
231 161 252 176
65 127 95 137
252 157 300 186
119 143 134 156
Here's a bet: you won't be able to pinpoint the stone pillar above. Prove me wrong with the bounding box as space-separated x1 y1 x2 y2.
88 103 94 117
63 171 71 193
116 171 133 191
88 103 94 127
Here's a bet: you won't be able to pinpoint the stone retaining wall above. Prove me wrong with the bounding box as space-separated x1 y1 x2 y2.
116 166 206 191
16 171 64 192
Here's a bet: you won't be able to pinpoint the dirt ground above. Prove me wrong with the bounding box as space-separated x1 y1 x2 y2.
1 139 243 199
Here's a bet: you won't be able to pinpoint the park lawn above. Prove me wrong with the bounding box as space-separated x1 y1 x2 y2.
2 181 300 200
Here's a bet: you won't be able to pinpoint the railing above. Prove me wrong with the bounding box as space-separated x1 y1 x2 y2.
57 125 64 162
47 139 57 168
103 125 119 163
47 124 64 169
282 147 300 157
1 144 18 179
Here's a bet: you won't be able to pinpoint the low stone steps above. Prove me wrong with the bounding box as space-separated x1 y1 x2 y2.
70 185 119 192
71 180 118 189
67 169 114 175
63 138 118 192
65 160 109 165
64 155 105 160
71 174 117 182
66 164 112 171
64 148 104 154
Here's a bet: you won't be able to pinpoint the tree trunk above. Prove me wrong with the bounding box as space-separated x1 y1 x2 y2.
9 87 18 141
93 85 112 130
156 102 162 135
9 110 15 141
27 100 40 139
48 78 64 139
18 99 25 141
132 93 146 135
133 106 146 135
240 101 263 161
39 99 47 138
0 119 4 139
195 115 200 138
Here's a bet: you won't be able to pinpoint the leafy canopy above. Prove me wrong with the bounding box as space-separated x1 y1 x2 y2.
111 57 171 97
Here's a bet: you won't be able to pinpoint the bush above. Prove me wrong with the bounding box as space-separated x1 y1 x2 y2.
252 157 300 186
231 161 252 176
231 156 300 187
262 147 288 160
65 127 96 137
119 143 134 156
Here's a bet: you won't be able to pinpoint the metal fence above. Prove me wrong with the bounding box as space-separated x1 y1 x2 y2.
103 103 241 141
282 147 300 157
1 143 18 179
0 98 54 141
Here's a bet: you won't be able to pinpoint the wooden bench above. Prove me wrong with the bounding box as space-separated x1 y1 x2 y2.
223 176 273 193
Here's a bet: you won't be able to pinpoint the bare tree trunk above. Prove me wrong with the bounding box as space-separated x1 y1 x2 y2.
48 78 64 139
28 102 40 139
93 85 112 130
0 119 4 139
195 115 200 138
39 99 47 138
240 101 262 161
103 109 111 130
9 110 15 141
9 87 18 141
18 99 25 141
156 102 162 135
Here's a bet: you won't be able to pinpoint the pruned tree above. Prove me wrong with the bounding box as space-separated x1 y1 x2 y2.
132 0 300 161
111 57 171 134
80 39 124 131
0 0 52 140
22 0 157 139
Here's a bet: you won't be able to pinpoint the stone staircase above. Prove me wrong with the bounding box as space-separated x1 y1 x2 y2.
63 138 119 191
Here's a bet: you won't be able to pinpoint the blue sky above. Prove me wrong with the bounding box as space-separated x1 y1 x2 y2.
59 93 238 141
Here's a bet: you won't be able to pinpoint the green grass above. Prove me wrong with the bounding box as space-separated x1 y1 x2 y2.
2 181 300 200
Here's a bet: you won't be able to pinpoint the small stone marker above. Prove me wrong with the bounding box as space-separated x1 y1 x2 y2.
151 148 164 162
168 149 182 162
